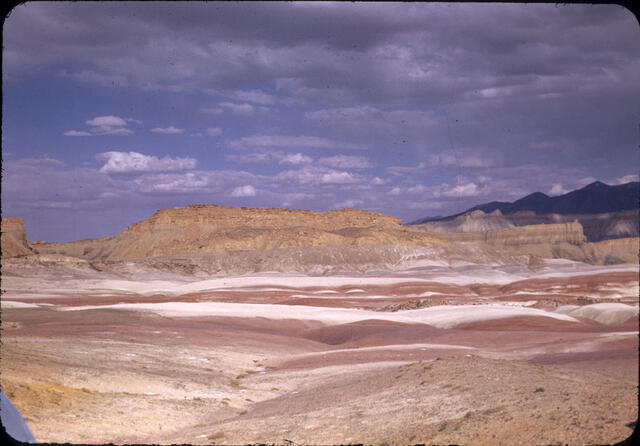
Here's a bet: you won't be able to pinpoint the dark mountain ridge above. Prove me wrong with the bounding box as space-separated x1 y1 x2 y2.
409 181 639 225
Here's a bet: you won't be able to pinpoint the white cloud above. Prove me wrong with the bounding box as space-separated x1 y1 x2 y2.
388 187 402 195
64 130 92 136
371 177 387 185
228 89 278 105
206 127 223 136
86 115 127 127
306 105 380 121
231 185 257 197
440 181 484 198
407 184 431 194
611 173 640 185
219 101 268 116
420 154 493 169
150 172 209 192
318 155 372 169
151 126 184 134
227 152 276 164
277 166 362 185
96 151 197 174
549 184 569 196
320 171 359 184
279 153 313 166
84 115 135 135
229 135 365 151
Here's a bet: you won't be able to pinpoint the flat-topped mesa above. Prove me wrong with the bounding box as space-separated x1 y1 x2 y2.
1 217 32 257
121 204 402 234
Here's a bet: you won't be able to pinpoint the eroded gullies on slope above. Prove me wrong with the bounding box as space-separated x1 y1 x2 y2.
1 257 637 444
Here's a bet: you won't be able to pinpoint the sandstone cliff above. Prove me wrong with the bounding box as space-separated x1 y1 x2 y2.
1 218 32 257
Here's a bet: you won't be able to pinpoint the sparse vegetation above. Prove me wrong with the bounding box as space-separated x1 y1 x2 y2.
535 387 545 393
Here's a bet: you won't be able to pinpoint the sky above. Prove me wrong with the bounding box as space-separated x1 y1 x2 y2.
2 1 639 243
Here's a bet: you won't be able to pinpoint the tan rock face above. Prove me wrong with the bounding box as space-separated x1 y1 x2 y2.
1 218 32 257
29 205 447 261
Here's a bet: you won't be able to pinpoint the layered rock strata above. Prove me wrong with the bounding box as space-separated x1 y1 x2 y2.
1 218 32 257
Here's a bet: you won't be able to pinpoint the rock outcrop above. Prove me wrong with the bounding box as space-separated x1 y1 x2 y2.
415 221 586 246
1 218 32 257
414 209 638 242
416 209 515 233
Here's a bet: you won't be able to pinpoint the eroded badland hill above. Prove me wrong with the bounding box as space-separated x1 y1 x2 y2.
1 205 638 444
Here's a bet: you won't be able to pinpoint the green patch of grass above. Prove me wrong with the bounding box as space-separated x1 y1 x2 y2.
464 411 473 419
534 387 545 393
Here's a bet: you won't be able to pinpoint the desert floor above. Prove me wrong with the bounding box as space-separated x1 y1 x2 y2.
1 259 638 445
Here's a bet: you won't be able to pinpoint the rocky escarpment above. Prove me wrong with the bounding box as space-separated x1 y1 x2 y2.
414 209 639 242
415 209 515 233
415 221 586 246
1 218 33 257
28 205 447 261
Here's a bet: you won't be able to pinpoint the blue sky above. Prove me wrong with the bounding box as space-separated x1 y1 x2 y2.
2 2 639 242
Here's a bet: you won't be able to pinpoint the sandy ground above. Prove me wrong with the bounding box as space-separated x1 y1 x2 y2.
1 260 638 444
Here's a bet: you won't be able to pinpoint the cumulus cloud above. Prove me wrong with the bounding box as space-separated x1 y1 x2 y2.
150 172 209 192
549 184 569 196
320 171 359 184
65 115 138 136
420 154 493 169
611 173 640 185
219 102 268 116
85 115 133 135
371 177 387 185
64 130 92 136
151 125 184 134
277 166 361 185
318 155 372 169
280 153 313 166
439 181 485 198
231 185 257 197
227 89 278 105
96 151 197 174
229 135 365 151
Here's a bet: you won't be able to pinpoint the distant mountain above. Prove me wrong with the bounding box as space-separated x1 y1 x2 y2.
409 181 639 225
